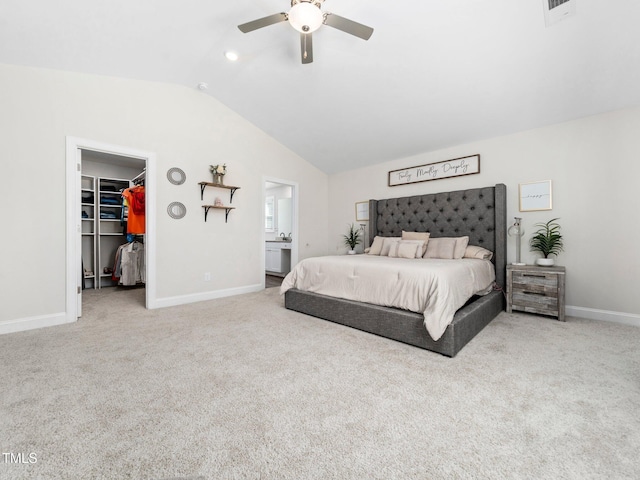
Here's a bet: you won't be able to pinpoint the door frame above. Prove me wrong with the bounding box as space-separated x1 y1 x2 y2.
66 137 157 321
262 176 299 286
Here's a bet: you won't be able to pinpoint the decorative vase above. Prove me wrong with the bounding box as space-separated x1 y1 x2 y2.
536 258 555 266
213 173 224 185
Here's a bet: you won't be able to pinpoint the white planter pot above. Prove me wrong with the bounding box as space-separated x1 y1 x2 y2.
536 258 555 266
347 250 356 255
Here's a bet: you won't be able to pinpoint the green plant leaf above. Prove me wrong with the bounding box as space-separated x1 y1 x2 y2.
342 223 362 249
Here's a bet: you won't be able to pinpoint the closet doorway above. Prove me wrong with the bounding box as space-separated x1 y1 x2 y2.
263 178 298 288
66 137 156 321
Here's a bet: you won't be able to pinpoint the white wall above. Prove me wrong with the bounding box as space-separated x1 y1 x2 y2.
0 63 328 329
328 107 640 320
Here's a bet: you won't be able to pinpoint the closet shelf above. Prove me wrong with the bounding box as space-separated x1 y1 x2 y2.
203 205 235 223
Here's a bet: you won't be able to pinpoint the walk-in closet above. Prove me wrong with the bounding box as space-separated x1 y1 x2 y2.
81 150 146 303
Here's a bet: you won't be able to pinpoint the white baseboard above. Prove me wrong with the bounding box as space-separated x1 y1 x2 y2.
566 305 640 328
0 312 72 336
150 284 264 309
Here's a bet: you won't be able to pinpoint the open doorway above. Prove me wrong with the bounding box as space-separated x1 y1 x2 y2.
81 151 146 308
263 178 298 289
66 137 156 322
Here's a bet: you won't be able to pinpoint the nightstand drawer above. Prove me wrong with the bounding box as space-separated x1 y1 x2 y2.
512 291 559 316
512 271 558 291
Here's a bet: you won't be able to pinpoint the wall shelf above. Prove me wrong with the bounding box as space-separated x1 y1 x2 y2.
199 181 240 223
203 205 235 223
198 182 240 203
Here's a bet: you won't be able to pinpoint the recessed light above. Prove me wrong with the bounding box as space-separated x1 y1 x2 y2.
225 51 239 62
197 82 208 91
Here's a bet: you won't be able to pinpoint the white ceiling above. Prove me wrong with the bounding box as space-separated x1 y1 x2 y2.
1 0 639 174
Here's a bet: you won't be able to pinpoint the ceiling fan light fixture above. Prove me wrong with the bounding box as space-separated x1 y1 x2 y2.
288 1 324 33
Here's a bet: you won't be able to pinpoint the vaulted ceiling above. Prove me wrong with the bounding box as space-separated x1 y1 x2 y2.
1 0 639 173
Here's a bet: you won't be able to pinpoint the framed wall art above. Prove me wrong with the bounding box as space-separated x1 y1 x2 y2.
388 154 480 187
355 201 369 221
519 180 552 211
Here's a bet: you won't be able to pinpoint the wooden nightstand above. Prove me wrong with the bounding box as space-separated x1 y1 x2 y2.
506 265 566 321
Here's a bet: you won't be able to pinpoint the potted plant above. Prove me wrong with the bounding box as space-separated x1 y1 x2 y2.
343 223 362 254
529 218 563 266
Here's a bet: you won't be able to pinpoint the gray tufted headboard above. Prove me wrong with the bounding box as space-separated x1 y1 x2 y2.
368 184 507 287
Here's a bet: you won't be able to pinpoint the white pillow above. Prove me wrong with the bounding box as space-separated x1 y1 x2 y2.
464 245 493 260
401 231 430 256
452 236 470 259
380 237 402 256
424 236 469 259
424 238 457 259
397 240 425 258
367 236 385 255
389 241 423 259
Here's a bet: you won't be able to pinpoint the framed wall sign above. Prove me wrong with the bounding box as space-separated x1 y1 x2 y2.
519 180 552 211
355 201 369 221
388 154 480 187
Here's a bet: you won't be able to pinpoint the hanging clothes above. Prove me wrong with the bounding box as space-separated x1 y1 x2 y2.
120 241 145 286
112 240 145 286
122 185 145 234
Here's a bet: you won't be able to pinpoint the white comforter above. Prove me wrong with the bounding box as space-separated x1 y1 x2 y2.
280 255 495 341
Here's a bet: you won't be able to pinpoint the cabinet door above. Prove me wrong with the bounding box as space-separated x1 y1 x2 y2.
266 248 282 272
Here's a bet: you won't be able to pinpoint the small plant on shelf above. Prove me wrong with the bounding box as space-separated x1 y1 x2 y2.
529 218 564 266
343 223 362 254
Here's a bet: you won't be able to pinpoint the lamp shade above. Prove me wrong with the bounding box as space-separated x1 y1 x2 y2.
507 218 524 237
288 2 324 33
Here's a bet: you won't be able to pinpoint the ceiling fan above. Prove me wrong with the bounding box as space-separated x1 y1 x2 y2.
238 0 374 64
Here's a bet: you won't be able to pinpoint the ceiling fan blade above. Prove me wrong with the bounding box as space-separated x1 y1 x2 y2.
238 13 287 33
300 33 313 64
324 13 373 40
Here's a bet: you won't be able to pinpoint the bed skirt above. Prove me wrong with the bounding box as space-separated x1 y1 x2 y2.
284 288 504 357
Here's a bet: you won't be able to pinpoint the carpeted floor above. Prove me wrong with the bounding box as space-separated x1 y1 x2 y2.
1 287 639 480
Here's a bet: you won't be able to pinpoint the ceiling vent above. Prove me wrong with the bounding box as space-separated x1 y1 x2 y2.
543 0 576 27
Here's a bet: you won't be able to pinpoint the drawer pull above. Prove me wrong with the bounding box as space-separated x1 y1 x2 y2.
523 290 545 296
522 274 546 278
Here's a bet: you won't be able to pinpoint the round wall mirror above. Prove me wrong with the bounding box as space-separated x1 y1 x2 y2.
167 167 186 185
167 201 186 219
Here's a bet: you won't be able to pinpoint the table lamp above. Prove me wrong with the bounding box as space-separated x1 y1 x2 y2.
508 217 525 265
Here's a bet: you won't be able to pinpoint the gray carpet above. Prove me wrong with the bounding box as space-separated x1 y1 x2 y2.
1 287 639 480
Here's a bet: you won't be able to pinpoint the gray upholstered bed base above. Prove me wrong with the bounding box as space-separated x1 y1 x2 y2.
285 289 503 357
284 183 507 357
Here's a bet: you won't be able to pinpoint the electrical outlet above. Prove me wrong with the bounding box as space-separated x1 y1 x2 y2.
204 272 211 281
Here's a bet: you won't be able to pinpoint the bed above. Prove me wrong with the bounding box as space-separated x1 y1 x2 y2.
283 183 507 357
